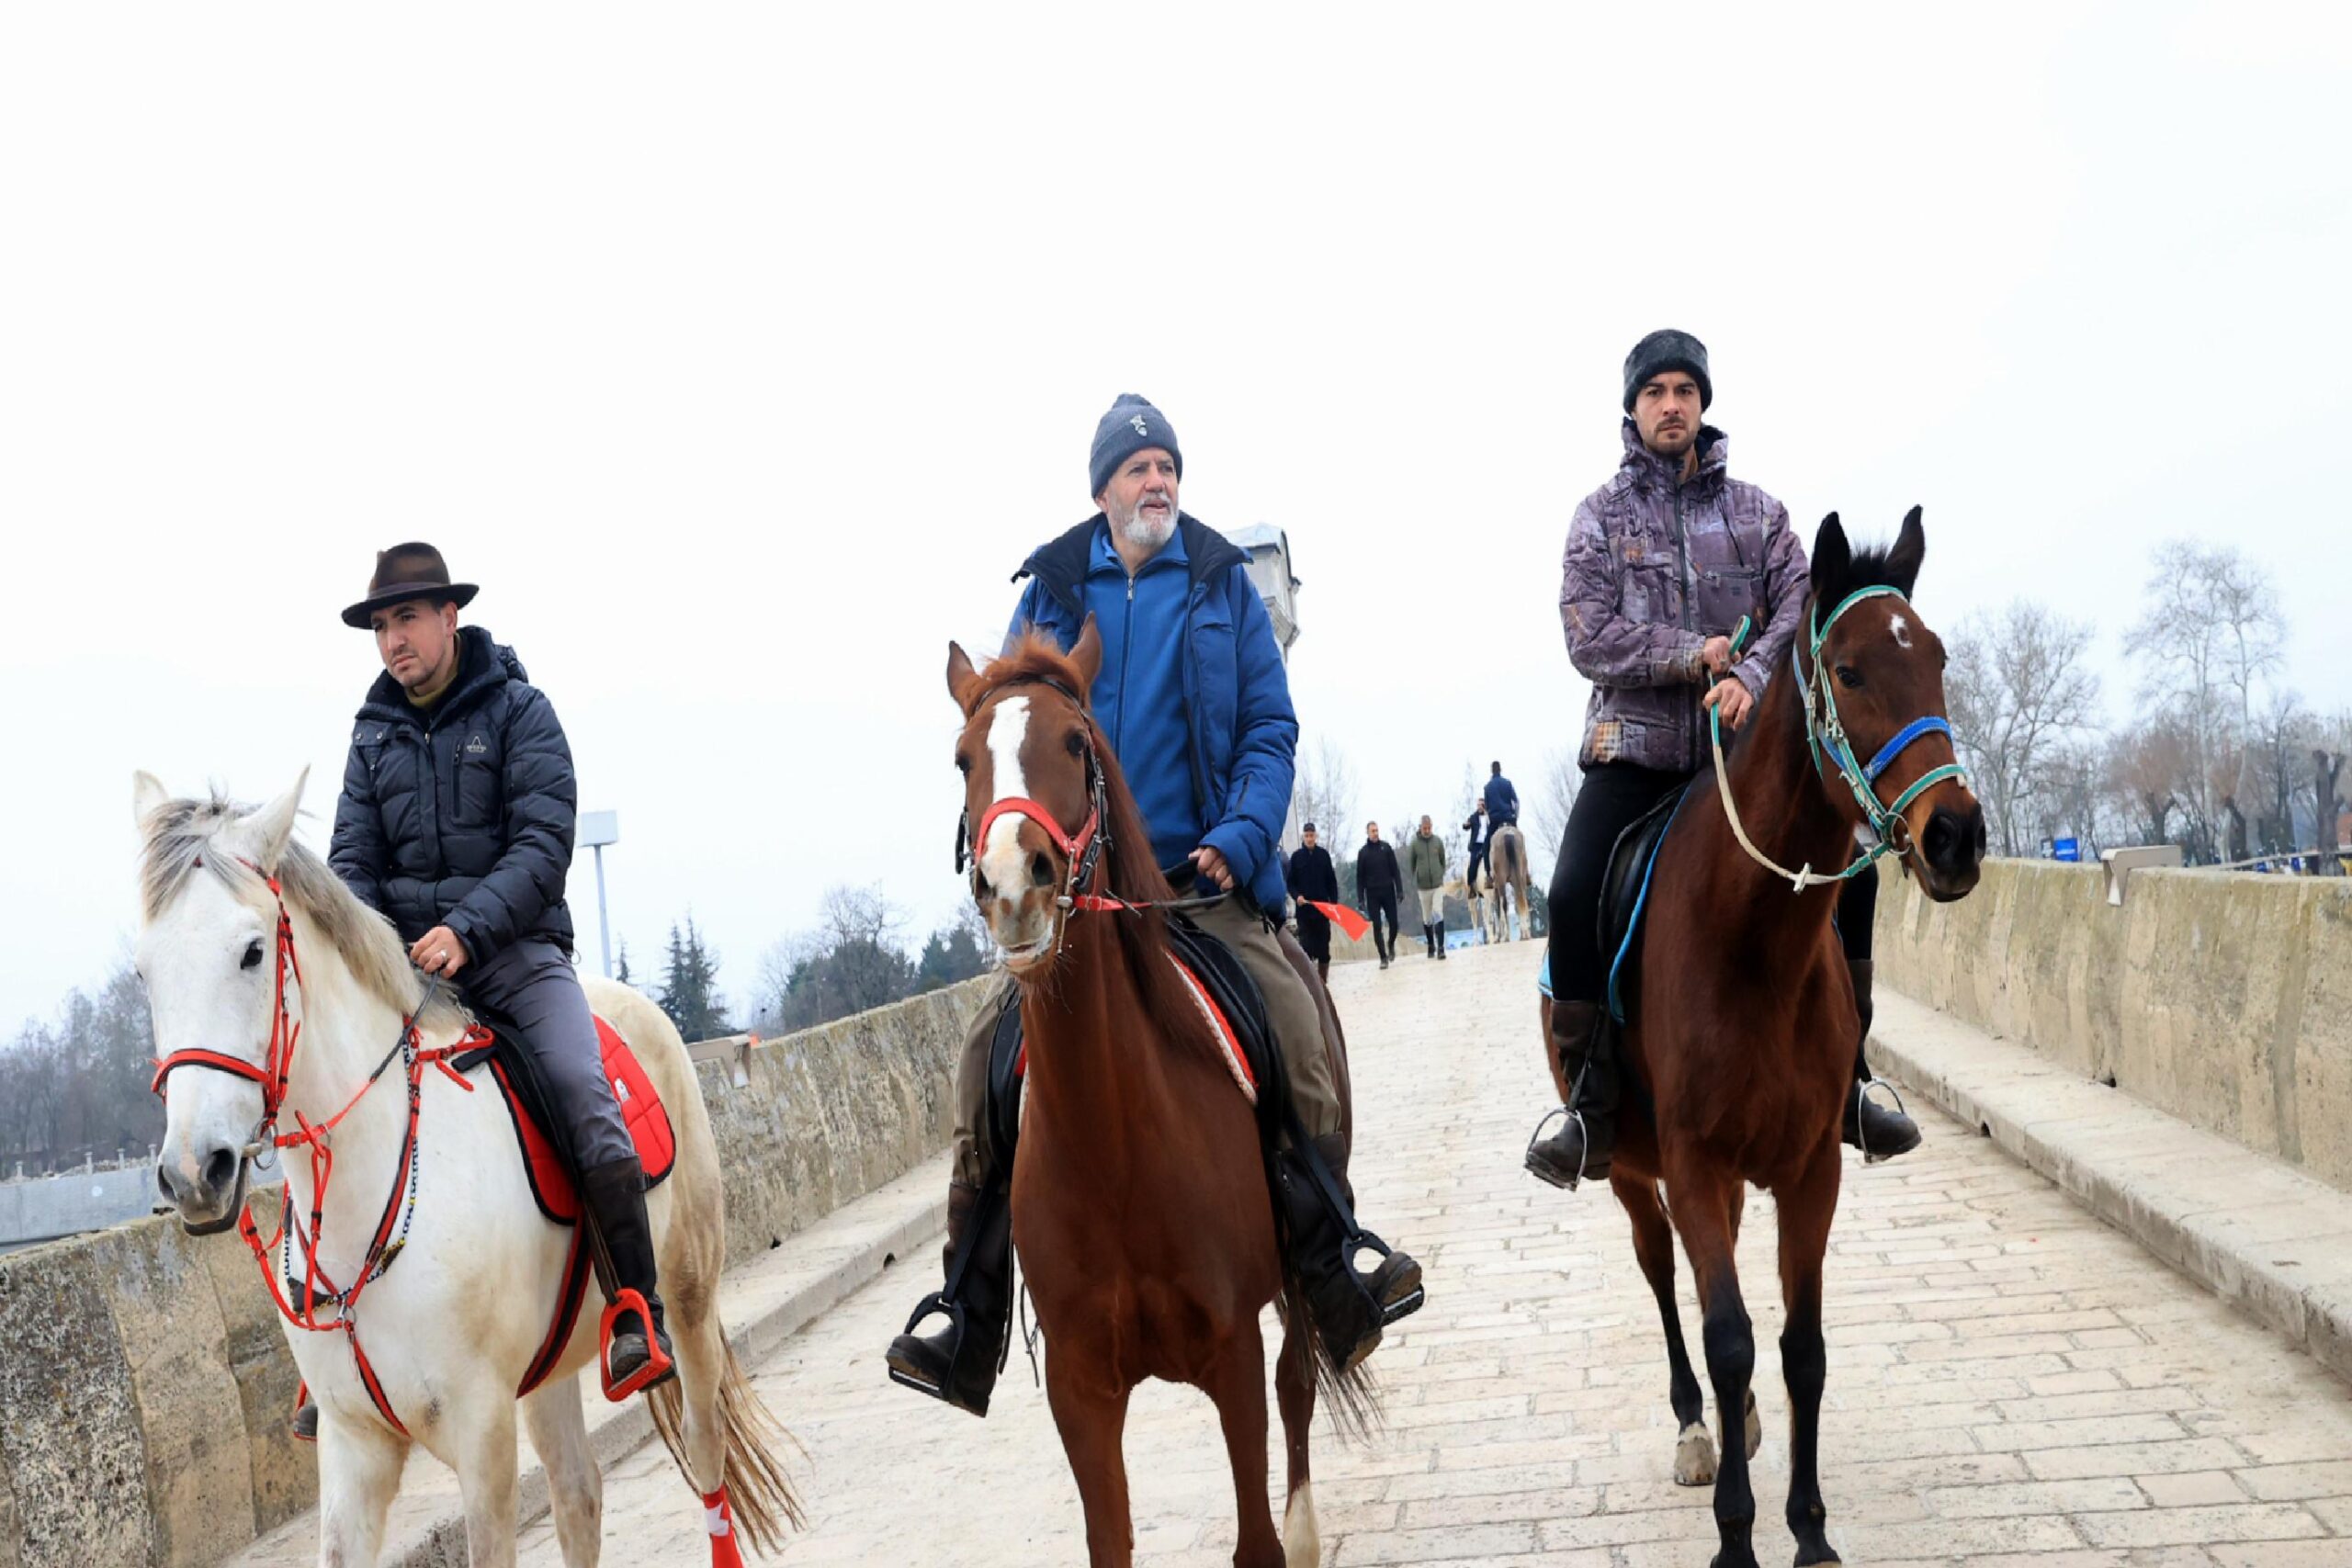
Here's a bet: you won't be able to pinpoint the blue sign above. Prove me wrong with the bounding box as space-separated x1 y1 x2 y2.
2052 837 2081 863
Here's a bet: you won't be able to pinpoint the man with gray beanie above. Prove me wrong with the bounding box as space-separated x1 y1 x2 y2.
886 393 1424 1418
1523 332 1922 1192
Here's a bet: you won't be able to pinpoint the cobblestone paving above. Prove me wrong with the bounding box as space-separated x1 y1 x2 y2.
528 942 2352 1566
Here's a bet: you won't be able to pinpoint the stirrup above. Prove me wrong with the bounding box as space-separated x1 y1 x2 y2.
1350 1230 1425 1326
599 1288 674 1401
887 1291 966 1399
1853 1077 1912 1166
1524 1104 1595 1190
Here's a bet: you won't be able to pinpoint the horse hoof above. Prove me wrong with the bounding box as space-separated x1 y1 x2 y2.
1673 1421 1718 1486
1744 1387 1762 1459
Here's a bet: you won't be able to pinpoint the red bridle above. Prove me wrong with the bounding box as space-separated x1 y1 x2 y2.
147 859 486 1435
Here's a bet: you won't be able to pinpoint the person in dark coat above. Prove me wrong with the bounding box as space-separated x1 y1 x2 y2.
1463 800 1493 894
1356 819 1403 969
1483 761 1520 827
1285 822 1340 981
323 543 671 1420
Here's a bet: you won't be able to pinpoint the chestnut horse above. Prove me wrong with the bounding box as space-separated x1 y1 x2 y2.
1541 511 1984 1568
945 625 1371 1568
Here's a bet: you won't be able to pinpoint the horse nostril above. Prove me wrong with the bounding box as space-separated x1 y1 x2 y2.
1030 851 1055 887
202 1146 240 1197
157 1163 178 1201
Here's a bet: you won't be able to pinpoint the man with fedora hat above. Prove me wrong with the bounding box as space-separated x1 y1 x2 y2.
1522 332 1922 1193
884 394 1424 1419
313 543 672 1427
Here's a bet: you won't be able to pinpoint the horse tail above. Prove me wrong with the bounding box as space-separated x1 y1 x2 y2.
647 1337 807 1553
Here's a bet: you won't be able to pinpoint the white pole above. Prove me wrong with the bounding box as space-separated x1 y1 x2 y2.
594 842 613 979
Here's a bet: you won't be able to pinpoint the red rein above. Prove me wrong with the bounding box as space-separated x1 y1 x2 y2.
150 866 487 1435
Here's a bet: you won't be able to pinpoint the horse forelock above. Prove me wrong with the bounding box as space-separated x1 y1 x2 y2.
140 790 468 1032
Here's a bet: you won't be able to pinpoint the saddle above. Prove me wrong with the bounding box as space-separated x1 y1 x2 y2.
452 1011 679 1223
987 911 1283 1160
1599 780 1698 1025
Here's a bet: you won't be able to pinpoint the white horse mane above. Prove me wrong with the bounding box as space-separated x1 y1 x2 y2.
140 791 469 1032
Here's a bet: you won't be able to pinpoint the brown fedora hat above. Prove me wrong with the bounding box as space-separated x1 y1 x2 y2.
341 543 480 629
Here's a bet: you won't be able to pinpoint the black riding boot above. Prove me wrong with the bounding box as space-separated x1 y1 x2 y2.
886 1179 1013 1416
1435 919 1447 958
1277 1132 1425 1373
1839 960 1922 1161
1526 999 1620 1188
582 1156 676 1398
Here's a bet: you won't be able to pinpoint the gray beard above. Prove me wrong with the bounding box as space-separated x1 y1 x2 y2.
1112 500 1177 552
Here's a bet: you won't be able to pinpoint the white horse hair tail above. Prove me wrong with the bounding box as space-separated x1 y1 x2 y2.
648 1339 806 1555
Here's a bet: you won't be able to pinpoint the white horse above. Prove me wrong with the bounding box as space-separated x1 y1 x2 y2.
135 772 797 1567
1487 823 1532 942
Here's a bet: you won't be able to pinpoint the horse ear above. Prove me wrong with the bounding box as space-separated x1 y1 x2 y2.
132 771 171 832
1069 615 1103 690
1810 513 1850 603
227 768 309 874
1885 505 1927 596
946 641 985 715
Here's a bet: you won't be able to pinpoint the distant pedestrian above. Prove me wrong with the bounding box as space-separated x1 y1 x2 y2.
1483 761 1520 828
1286 822 1340 983
1409 814 1449 960
1355 821 1403 969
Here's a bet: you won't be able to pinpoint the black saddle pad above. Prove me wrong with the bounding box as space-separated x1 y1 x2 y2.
1598 780 1698 1024
982 904 1290 1163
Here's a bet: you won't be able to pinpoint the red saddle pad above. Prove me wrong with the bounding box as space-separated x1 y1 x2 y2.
482 1013 678 1225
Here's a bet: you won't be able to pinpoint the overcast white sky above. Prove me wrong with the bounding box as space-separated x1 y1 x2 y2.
4 3 2347 1030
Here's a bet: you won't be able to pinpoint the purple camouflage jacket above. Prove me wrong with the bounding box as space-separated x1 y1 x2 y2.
1558 422 1810 774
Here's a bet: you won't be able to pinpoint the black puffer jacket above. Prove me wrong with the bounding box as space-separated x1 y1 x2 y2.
329 626 577 961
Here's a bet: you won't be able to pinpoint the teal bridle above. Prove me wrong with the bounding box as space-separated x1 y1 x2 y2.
1710 585 1972 891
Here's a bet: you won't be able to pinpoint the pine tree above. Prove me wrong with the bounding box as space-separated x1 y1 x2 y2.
613 939 634 988
657 917 731 1042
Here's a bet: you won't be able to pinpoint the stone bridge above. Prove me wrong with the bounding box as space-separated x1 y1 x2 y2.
6 862 2352 1567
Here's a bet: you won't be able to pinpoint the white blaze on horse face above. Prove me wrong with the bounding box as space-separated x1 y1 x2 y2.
978 695 1034 900
1888 611 1914 649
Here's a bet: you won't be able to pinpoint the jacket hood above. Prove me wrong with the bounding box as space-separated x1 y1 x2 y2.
357 626 526 727
1617 417 1729 494
1015 513 1250 623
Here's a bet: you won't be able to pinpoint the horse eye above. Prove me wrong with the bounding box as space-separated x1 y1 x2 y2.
1065 731 1086 756
1835 666 1863 690
242 939 265 971
955 753 972 775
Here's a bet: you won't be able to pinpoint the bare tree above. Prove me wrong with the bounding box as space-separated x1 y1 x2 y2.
2102 717 2191 847
2315 707 2350 875
2131 540 2286 862
1944 600 2102 856
1524 747 1582 874
1292 734 1359 845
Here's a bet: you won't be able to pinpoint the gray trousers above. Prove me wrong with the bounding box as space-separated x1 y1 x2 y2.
951 896 1343 1187
462 939 635 1172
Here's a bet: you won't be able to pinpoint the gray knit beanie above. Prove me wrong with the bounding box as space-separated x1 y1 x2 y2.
1622 330 1713 413
1089 393 1182 499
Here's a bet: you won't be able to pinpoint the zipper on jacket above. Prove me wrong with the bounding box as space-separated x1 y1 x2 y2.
1672 489 1701 771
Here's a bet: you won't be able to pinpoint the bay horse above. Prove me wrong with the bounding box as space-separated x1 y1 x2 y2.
1486 821 1532 941
136 772 798 1567
945 624 1373 1568
1540 511 1983 1567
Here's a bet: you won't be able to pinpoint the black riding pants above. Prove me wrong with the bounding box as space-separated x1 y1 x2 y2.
1544 762 1882 1007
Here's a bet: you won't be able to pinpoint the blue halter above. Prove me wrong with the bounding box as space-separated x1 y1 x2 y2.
1792 585 1971 872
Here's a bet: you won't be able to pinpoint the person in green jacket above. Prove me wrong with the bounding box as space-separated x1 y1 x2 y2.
1408 814 1450 960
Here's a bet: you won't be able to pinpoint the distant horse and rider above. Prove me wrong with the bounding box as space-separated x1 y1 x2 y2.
1484 819 1532 942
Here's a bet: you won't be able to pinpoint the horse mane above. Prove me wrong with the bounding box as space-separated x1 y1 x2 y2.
978 636 1208 1052
140 790 469 1032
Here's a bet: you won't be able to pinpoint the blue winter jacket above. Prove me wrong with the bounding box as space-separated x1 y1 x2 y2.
1483 774 1520 826
1007 513 1299 916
